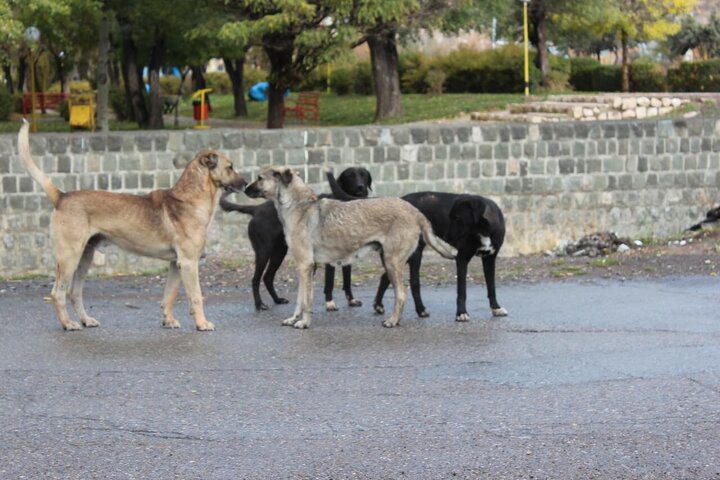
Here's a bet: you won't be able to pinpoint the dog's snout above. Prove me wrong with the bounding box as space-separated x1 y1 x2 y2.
245 182 261 198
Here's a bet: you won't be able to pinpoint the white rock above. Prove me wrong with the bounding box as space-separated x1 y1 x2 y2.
583 108 594 117
622 109 637 119
650 98 662 108
636 107 647 119
598 112 608 120
662 97 673 107
671 98 682 107
637 96 650 107
634 240 643 247
659 106 673 115
617 244 631 253
572 106 583 119
683 111 699 118
647 107 658 117
622 98 637 110
613 97 623 109
679 240 687 246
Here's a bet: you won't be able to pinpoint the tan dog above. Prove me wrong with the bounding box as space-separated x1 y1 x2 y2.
244 166 457 329
18 121 246 331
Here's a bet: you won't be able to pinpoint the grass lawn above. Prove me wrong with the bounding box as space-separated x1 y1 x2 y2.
179 92 525 126
0 116 144 134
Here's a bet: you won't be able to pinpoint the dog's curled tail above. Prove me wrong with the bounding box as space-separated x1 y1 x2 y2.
418 215 457 260
18 121 62 208
219 192 258 216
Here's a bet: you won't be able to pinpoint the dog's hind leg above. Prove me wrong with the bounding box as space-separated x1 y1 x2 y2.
161 261 182 328
342 265 362 307
252 248 271 311
482 254 507 317
177 256 214 331
69 240 101 328
324 264 338 311
264 242 289 306
51 247 84 331
373 252 390 314
408 245 429 318
382 259 406 328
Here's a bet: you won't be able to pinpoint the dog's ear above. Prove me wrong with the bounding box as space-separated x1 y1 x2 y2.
200 152 218 170
450 198 485 226
273 168 293 186
364 169 373 191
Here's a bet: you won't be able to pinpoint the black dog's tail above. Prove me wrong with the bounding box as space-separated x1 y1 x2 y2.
219 192 258 216
687 205 720 231
325 170 361 201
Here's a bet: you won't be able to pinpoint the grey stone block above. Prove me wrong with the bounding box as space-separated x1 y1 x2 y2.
397 164 409 180
272 149 286 165
435 145 448 161
462 145 477 160
1 155 12 174
107 135 123 152
287 149 305 166
440 128 455 144
19 177 33 193
559 158 574 174
156 172 171 189
141 173 154 189
124 172 138 189
510 125 527 140
602 124 616 139
456 127 471 143
481 126 499 142
554 124 574 140
510 143 522 159
223 133 244 149
505 178 521 194
373 147 386 163
495 161 506 176
498 127 510 142
102 156 117 172
355 147 371 164
347 131 361 147
574 123 590 139
70 137 90 154
97 174 109 190
283 131 306 148
418 145 433 163
243 132 261 149
57 155 72 173
572 142 586 157
47 137 67 154
137 136 153 151
426 127 441 144
256 150 271 167
260 131 283 149
494 144 509 160
411 163 426 180
89 136 106 152
448 144 462 160
308 149 325 165
386 146 401 162
111 174 122 190
410 128 427 144
392 128 409 145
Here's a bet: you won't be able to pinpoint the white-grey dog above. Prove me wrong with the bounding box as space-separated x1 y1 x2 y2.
244 166 457 329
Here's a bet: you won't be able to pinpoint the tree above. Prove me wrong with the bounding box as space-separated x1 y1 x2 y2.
556 0 696 91
665 12 720 59
222 1 355 129
96 4 110 132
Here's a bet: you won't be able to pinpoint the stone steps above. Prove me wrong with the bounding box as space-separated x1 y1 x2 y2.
470 111 569 123
509 101 611 119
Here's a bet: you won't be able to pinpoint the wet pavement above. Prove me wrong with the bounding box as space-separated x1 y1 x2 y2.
1 275 719 479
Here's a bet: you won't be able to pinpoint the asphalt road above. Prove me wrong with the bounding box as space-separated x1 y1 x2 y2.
1 275 719 479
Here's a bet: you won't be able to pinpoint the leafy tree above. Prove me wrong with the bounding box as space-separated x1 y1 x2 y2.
666 12 720 59
556 0 695 91
221 0 355 129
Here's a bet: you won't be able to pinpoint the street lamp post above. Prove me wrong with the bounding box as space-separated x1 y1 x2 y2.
521 0 530 97
24 26 40 133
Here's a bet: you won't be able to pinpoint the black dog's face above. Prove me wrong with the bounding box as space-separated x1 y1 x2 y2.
448 197 495 255
337 167 372 198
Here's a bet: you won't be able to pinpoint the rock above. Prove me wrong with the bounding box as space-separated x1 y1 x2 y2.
659 107 673 115
583 108 594 117
647 107 659 117
636 107 648 119
683 111 699 118
613 97 623 109
617 244 630 253
662 97 673 107
634 240 644 247
671 98 682 108
572 106 584 119
598 113 608 120
650 98 662 108
621 98 637 110
637 97 650 107
622 109 637 119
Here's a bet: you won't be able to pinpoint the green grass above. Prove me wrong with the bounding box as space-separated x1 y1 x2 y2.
589 258 620 268
179 92 525 126
0 117 145 134
551 266 587 278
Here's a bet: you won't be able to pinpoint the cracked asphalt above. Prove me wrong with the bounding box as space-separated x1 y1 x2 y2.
1 274 719 479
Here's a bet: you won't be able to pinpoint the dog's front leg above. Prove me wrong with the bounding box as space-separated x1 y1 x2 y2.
284 263 314 329
455 253 472 322
482 254 508 317
177 257 214 331
161 261 182 328
282 264 306 326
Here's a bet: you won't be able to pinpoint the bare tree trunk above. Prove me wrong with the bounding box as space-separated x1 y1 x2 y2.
223 56 248 117
96 10 110 132
621 30 629 92
267 85 285 129
147 34 165 129
3 64 13 93
121 35 148 127
17 56 26 93
264 45 294 129
368 30 403 121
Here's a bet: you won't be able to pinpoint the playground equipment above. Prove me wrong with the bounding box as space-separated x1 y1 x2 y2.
191 88 213 129
69 93 96 131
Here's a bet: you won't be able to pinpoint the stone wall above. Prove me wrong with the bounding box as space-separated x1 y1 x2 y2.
1 117 719 277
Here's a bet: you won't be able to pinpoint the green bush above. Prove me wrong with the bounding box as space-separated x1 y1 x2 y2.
569 57 601 91
69 81 93 94
442 45 541 93
425 69 446 95
0 87 13 121
400 51 429 93
109 86 132 122
353 60 374 95
629 59 667 92
244 66 267 88
299 68 328 92
330 67 354 95
159 76 181 95
205 72 232 94
668 60 720 92
591 65 621 91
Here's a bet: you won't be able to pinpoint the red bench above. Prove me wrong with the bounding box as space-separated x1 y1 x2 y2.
22 92 68 114
282 92 322 124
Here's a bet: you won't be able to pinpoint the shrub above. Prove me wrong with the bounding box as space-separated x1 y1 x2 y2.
629 59 667 92
400 51 430 93
204 72 232 94
109 86 132 121
244 66 267 88
668 60 720 92
69 81 93 94
299 68 328 92
0 87 13 121
159 76 181 95
425 69 446 95
591 65 621 91
353 60 374 95
330 67 354 95
569 57 601 91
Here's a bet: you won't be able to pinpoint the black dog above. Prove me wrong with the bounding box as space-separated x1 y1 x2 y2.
220 167 372 311
326 175 506 322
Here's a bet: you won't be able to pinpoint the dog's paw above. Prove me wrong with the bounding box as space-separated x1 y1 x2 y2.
492 307 508 317
418 309 430 318
293 319 310 329
163 317 181 329
82 317 100 328
275 297 289 305
257 303 269 311
373 304 385 315
325 300 338 311
382 318 399 328
63 321 82 331
455 313 470 322
196 321 215 331
282 316 298 326
348 298 362 307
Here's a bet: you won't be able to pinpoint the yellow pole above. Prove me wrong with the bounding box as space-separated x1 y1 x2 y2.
200 91 205 129
326 64 331 94
523 0 530 97
29 48 37 132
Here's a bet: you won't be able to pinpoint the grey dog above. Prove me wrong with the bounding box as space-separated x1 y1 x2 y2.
244 166 457 329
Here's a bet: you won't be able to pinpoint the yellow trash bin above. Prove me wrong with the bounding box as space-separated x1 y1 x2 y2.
69 93 96 131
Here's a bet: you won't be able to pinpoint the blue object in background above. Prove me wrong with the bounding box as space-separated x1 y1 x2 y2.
249 82 269 101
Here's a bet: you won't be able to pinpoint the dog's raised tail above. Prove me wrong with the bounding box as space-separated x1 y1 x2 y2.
18 120 62 208
219 192 258 216
418 216 457 260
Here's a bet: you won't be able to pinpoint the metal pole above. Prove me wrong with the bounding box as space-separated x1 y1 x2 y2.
29 47 37 132
522 0 530 97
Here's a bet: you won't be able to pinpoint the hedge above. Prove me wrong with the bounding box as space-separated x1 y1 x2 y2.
668 60 720 92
